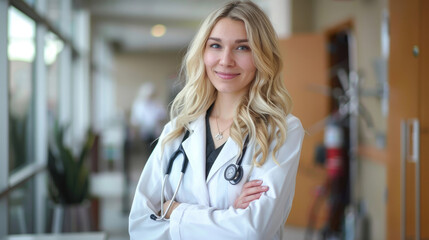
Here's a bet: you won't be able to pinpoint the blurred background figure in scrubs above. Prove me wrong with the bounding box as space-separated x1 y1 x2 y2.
130 82 167 150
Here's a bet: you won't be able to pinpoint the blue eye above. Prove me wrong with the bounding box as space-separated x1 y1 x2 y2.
237 45 250 51
210 44 221 48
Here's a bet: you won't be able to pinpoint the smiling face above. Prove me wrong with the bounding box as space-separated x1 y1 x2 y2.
203 18 256 98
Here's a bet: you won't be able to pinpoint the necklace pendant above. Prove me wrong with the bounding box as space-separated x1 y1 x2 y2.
215 133 223 140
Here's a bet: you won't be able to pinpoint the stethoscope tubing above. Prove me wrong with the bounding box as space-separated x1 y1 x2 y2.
151 131 249 221
237 136 249 166
151 131 190 221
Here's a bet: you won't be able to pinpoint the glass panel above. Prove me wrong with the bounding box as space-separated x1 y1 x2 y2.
45 32 63 119
8 177 35 234
8 7 36 174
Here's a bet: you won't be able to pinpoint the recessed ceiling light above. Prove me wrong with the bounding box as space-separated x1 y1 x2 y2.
151 24 166 37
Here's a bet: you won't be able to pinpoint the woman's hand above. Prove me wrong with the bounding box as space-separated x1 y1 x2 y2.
234 180 269 209
162 200 180 219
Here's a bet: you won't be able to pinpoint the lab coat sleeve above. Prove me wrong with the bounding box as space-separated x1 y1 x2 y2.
169 116 305 240
129 123 172 240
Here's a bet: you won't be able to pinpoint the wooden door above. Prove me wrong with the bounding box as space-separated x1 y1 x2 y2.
420 1 429 238
279 34 329 228
387 0 429 239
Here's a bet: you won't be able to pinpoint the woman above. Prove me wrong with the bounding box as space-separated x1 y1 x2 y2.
129 1 304 239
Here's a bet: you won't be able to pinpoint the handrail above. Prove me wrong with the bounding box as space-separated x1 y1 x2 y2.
0 163 46 199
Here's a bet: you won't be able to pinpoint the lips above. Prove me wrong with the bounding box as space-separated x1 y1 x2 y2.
215 71 240 79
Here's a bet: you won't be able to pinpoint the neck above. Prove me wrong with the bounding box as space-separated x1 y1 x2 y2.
212 93 242 120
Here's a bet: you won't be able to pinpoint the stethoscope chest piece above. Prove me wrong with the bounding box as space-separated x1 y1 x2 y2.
224 163 243 185
224 136 249 185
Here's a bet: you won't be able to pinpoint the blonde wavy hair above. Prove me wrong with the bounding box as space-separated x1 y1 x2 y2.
163 0 293 167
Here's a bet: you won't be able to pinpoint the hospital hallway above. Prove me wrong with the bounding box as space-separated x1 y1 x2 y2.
1 0 429 239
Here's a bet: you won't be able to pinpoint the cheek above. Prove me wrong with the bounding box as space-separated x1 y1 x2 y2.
238 55 256 73
243 60 256 78
203 52 216 69
241 59 256 87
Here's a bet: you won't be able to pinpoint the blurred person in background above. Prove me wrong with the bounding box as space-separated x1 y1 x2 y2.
130 82 167 150
129 1 304 239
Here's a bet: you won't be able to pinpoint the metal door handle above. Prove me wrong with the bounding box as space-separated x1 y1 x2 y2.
401 120 407 240
400 119 420 240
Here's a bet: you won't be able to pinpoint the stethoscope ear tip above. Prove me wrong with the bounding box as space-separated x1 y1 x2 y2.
150 214 158 221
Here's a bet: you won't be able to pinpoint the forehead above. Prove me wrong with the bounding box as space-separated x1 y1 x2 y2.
208 18 248 39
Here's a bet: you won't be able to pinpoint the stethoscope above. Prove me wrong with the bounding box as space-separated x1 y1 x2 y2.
150 130 249 221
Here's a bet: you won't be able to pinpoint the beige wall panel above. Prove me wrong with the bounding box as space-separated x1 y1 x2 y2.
114 51 183 117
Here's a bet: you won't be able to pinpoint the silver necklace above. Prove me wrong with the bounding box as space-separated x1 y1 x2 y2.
214 116 231 141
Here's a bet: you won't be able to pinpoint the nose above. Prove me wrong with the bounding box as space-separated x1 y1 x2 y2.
219 49 235 67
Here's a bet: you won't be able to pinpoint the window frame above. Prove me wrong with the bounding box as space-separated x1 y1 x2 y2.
0 0 79 237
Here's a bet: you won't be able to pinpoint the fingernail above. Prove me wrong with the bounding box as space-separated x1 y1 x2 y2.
261 186 268 190
256 180 262 184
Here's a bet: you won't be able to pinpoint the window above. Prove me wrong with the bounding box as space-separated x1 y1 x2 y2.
8 177 35 234
1 0 89 237
8 6 36 174
45 32 63 119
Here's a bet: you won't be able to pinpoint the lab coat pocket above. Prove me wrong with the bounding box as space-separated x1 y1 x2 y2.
227 164 253 206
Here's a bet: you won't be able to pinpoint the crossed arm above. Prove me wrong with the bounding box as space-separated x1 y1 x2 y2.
161 179 269 218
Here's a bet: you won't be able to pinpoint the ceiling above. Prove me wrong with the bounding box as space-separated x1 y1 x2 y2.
87 0 245 52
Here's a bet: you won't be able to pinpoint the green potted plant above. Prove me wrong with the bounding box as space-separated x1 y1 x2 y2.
48 124 95 232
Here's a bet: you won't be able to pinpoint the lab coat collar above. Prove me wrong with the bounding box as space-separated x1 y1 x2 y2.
181 114 210 205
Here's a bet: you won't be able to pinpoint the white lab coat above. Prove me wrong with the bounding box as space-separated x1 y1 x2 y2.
129 113 304 240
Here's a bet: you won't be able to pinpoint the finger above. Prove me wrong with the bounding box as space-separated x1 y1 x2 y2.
239 202 250 209
162 200 168 209
233 199 240 208
235 197 251 209
243 180 263 189
234 194 254 209
234 198 245 209
240 192 263 205
241 185 269 197
236 193 261 209
162 200 170 213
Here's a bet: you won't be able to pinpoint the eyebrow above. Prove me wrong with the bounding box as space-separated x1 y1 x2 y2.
208 37 248 43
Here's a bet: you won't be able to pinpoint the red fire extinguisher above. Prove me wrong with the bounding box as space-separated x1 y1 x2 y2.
324 123 344 179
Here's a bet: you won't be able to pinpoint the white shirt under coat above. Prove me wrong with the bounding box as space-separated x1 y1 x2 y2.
129 113 305 240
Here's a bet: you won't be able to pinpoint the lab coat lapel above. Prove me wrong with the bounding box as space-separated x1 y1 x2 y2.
206 138 239 183
182 115 210 206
